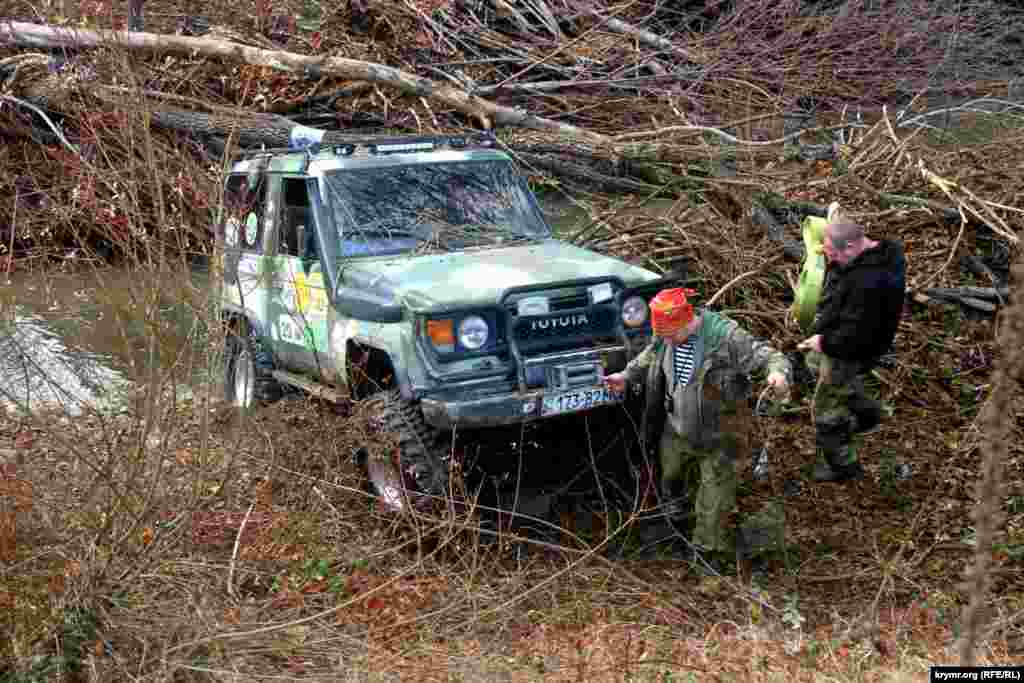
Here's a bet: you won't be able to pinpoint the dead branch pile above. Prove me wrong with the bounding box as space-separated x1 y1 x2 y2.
0 0 1021 305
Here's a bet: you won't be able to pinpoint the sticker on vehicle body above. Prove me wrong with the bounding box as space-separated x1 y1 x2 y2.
292 272 327 315
277 312 327 351
245 213 259 246
237 253 260 276
225 217 240 247
277 314 306 346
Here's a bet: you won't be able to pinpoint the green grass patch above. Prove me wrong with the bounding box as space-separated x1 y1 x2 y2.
923 110 1024 146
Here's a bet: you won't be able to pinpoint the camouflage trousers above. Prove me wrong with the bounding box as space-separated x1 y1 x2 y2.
658 428 784 559
806 352 882 468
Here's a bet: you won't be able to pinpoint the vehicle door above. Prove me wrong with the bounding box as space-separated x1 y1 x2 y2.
267 175 330 375
222 170 272 338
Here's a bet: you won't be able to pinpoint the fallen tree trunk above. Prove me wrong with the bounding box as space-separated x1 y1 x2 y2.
0 20 609 145
961 254 1009 288
918 286 1009 314
925 286 1009 302
150 109 359 148
473 74 691 97
592 11 703 65
515 152 663 195
913 291 998 313
144 109 664 194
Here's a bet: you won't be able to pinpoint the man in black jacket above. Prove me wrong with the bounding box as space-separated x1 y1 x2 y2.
797 220 906 482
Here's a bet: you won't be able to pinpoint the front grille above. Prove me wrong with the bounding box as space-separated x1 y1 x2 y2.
502 281 624 359
514 307 616 343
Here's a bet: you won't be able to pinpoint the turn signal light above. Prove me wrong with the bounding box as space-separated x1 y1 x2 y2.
426 319 455 350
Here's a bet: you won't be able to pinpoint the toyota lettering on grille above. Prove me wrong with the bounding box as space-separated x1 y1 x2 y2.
530 313 589 331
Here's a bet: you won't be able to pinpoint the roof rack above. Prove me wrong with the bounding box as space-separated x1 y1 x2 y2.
232 146 294 162
231 131 498 164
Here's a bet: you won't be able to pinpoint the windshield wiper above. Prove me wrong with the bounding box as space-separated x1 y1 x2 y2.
348 227 421 239
493 233 538 244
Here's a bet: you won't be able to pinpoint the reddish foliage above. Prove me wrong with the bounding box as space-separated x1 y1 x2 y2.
79 0 108 17
190 510 278 547
874 637 896 658
253 0 268 30
270 589 304 609
13 431 34 450
345 569 377 595
410 0 452 13
687 0 999 107
81 112 129 141
301 579 328 594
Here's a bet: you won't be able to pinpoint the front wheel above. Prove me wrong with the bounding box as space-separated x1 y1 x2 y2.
225 332 281 411
368 389 449 499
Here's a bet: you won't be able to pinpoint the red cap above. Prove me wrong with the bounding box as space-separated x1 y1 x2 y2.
650 288 698 336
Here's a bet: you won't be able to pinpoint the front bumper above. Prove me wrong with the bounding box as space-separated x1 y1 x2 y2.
420 386 637 430
418 344 635 430
421 390 553 429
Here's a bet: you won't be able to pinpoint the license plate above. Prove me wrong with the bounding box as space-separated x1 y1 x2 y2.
541 386 624 417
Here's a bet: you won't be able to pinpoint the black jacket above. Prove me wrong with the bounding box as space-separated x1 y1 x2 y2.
814 239 906 362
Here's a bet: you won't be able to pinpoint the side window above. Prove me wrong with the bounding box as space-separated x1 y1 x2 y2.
223 173 266 252
280 178 317 270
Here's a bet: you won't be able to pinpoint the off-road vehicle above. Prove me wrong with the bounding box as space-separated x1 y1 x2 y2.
218 131 679 499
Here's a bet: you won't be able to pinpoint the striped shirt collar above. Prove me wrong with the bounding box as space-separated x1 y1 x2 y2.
672 336 698 388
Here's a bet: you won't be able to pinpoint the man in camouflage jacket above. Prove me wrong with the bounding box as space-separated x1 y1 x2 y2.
605 289 791 566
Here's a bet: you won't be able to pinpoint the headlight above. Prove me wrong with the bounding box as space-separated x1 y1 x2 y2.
458 315 489 350
622 296 649 328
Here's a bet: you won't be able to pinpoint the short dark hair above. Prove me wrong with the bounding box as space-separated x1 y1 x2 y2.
827 221 864 250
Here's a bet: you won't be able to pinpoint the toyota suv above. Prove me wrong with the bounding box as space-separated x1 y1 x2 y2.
218 132 680 501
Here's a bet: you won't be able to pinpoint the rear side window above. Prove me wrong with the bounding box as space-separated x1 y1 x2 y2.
223 174 266 252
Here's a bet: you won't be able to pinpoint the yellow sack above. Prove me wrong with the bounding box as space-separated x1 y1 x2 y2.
792 202 842 333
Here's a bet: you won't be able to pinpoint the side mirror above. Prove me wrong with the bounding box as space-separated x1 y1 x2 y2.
334 285 403 323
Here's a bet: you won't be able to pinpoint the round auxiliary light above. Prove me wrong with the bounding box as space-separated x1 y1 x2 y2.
621 296 649 328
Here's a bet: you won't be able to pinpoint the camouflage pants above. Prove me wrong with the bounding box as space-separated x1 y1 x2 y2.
806 352 882 468
658 428 784 559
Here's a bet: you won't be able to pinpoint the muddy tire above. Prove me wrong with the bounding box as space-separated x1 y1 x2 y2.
372 389 448 497
225 332 281 411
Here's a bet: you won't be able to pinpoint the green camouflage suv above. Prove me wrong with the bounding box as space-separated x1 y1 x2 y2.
218 132 678 500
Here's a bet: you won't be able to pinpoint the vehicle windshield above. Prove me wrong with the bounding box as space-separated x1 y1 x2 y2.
322 159 551 257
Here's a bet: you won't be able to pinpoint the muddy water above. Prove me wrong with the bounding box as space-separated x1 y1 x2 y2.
0 262 214 416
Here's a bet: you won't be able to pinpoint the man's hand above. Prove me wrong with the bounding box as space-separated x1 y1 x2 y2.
766 371 790 400
604 372 627 394
797 334 823 353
